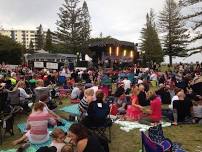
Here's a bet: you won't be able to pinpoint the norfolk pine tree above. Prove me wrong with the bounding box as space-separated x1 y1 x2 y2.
36 24 44 50
44 29 53 52
56 0 84 53
159 0 189 65
80 1 91 57
28 40 34 53
180 0 202 55
140 9 163 64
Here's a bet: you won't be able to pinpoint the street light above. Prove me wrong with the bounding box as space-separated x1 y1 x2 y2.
76 52 80 63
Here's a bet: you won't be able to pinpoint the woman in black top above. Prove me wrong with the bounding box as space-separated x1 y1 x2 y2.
67 123 105 152
173 91 193 125
85 90 110 127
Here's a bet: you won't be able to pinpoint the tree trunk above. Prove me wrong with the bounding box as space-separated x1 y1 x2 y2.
169 55 172 66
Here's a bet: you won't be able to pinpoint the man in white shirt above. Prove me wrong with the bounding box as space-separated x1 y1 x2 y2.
18 87 31 102
122 77 131 92
71 84 81 100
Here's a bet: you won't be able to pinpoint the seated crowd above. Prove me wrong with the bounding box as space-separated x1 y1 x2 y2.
0 62 202 152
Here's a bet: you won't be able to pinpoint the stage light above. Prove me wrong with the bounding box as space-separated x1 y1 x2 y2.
123 50 126 56
116 47 119 56
130 50 134 58
109 47 112 56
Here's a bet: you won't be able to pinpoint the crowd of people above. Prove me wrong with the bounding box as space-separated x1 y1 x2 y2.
0 61 202 152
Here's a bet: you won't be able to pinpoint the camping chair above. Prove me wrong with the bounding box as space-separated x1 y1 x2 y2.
0 106 22 144
34 87 50 102
148 124 167 144
141 131 171 152
34 87 57 110
88 117 112 143
7 89 21 106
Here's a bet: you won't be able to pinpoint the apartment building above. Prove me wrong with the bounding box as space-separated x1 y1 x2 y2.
0 28 61 50
0 29 37 49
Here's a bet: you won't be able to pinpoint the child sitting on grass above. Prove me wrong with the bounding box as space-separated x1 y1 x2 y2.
50 128 66 152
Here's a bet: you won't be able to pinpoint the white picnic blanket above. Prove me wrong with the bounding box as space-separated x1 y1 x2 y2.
115 120 171 132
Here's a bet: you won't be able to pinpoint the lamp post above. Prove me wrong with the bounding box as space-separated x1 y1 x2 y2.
76 52 79 64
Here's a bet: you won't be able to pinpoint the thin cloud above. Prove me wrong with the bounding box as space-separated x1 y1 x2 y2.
0 0 165 41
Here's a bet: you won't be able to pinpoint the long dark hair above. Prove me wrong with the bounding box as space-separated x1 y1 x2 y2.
69 123 88 142
96 90 104 102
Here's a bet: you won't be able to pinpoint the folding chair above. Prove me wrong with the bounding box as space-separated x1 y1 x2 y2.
0 106 22 144
7 89 21 106
88 118 112 143
34 87 57 110
141 131 170 152
148 124 172 151
34 87 50 102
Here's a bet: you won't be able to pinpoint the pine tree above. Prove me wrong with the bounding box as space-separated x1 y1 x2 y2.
158 0 189 65
36 24 44 50
140 9 163 64
56 0 84 53
28 40 34 53
44 29 53 52
180 0 202 55
80 1 91 56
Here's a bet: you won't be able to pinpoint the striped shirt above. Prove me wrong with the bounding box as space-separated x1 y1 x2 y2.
79 98 88 113
27 111 50 143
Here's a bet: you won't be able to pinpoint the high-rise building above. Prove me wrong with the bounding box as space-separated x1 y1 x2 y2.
0 29 37 49
0 28 61 50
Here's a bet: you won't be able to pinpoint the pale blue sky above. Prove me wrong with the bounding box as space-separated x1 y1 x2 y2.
0 0 166 42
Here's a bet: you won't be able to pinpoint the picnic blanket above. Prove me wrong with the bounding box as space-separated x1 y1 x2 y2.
115 120 171 132
17 119 73 150
60 104 80 116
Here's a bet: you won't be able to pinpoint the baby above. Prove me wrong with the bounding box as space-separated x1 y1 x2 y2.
50 128 66 152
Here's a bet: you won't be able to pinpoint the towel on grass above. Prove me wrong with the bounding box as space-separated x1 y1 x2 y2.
115 120 171 132
59 104 80 116
16 119 73 151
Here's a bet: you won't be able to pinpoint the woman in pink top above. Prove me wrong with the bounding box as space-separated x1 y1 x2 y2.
139 91 162 125
13 102 56 145
126 85 143 121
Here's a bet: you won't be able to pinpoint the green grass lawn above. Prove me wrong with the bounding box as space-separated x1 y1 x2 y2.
0 98 202 152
